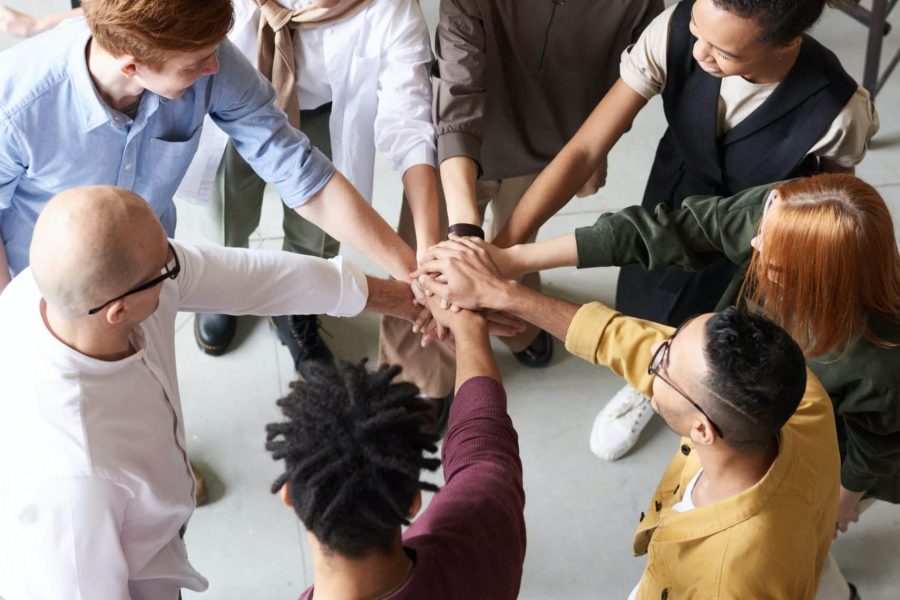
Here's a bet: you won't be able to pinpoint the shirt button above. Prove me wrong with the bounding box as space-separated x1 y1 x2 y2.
124 164 132 171
681 444 691 456
661 589 669 600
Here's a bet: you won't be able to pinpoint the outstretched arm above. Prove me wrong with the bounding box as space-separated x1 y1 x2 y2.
296 172 417 282
419 234 579 280
433 0 488 229
401 165 441 262
428 298 500 391
492 79 648 247
0 5 81 37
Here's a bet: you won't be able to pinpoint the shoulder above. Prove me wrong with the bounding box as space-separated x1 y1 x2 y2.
363 0 430 45
817 327 900 411
0 271 44 357
0 21 85 120
799 35 857 97
717 516 821 597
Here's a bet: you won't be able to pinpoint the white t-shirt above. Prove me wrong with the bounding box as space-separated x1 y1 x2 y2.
619 5 879 166
0 240 367 599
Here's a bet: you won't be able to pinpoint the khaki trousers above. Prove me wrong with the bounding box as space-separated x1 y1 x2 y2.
379 173 542 398
201 105 339 258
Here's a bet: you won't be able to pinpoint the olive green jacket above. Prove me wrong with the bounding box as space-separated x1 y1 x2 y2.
575 184 900 501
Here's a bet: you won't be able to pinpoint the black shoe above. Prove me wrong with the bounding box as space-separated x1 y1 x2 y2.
269 314 334 379
513 329 553 368
194 313 237 356
422 393 453 439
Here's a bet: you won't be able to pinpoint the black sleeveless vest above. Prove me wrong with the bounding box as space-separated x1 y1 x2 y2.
641 0 858 209
617 0 859 325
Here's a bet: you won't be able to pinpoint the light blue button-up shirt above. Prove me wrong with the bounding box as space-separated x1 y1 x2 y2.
0 18 335 276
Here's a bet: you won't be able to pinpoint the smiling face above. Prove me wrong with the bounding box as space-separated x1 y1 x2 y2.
129 44 220 99
689 0 798 82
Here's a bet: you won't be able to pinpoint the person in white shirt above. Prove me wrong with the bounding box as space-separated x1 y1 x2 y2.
179 0 440 369
0 0 439 376
0 185 421 599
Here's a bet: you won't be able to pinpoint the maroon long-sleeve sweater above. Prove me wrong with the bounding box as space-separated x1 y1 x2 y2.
300 376 526 599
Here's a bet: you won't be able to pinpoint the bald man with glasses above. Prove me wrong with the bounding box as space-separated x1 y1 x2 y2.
412 237 841 599
0 185 426 599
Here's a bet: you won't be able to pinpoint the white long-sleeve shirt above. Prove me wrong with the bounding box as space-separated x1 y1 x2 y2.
177 0 436 206
0 240 367 599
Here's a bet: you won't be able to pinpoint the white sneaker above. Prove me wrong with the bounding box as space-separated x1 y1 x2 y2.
589 384 654 461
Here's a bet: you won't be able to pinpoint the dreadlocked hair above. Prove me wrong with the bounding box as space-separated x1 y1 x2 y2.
265 359 441 558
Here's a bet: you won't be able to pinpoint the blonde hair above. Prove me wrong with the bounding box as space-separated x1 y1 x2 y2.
82 0 234 69
741 174 900 357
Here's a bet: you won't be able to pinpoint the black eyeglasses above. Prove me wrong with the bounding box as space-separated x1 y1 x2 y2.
648 318 726 439
88 242 180 315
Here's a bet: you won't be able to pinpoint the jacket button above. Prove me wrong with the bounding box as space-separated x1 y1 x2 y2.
681 444 691 455
639 511 645 522
661 589 669 600
655 500 662 512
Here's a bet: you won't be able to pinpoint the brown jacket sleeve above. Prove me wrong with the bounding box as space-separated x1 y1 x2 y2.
432 0 487 171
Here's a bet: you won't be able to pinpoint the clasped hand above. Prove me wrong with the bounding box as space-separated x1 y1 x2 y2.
408 236 523 347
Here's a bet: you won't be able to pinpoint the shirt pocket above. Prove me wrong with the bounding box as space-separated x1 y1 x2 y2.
148 126 204 177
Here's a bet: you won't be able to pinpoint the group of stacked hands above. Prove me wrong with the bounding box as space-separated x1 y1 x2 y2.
0 0 897 599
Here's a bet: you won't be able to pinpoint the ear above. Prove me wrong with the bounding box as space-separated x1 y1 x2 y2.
407 489 422 519
117 55 140 78
279 482 293 508
781 35 802 51
688 416 717 447
104 300 129 326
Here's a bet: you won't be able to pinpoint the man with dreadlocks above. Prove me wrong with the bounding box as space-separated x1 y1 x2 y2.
266 298 526 599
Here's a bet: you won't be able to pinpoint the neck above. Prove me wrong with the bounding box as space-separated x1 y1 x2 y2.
86 38 145 111
692 436 778 506
308 532 413 600
745 43 802 85
42 300 135 361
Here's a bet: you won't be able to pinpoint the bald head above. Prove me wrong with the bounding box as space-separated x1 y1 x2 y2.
30 186 166 318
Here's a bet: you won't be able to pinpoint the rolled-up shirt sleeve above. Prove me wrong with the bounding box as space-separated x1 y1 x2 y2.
172 239 368 318
432 0 487 169
207 40 336 208
374 0 437 175
619 4 674 99
565 302 673 397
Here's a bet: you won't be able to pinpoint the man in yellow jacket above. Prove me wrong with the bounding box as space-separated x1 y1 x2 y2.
413 237 840 599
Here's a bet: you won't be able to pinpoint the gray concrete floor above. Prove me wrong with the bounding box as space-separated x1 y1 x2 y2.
4 1 900 598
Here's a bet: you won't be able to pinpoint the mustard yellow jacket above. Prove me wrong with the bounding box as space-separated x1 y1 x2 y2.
566 303 840 600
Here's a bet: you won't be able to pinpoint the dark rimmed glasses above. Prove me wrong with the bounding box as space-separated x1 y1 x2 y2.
647 318 726 439
88 242 180 315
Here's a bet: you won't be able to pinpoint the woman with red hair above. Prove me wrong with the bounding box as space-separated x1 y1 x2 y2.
425 173 900 598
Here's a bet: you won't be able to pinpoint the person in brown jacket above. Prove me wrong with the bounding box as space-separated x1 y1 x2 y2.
380 0 664 403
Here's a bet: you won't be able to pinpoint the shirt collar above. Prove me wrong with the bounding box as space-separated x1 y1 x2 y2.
647 430 799 542
66 19 161 133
